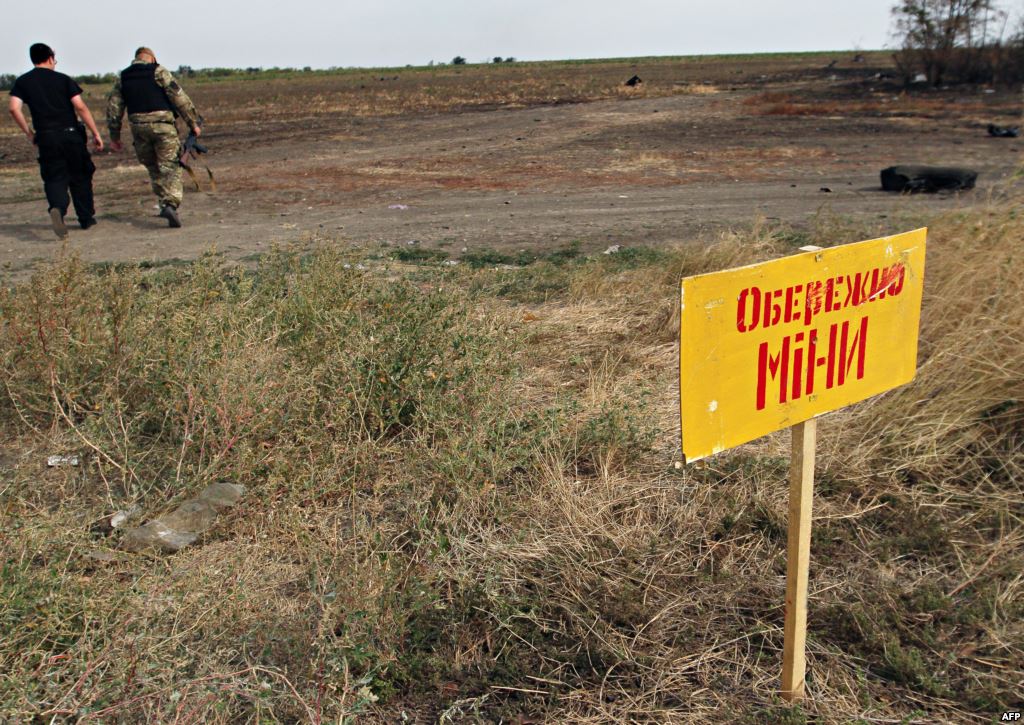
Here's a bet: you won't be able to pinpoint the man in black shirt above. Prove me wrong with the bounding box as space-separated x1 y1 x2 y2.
8 43 104 239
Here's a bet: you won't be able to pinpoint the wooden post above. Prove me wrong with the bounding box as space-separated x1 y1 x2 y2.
782 417 816 701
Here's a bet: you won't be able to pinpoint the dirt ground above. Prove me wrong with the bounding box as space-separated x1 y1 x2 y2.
1 54 1021 275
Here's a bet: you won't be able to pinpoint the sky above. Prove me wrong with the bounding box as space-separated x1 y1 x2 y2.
4 0 904 76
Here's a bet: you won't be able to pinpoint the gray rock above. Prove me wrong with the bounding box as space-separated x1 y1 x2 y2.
122 519 199 552
197 482 246 509
121 482 245 554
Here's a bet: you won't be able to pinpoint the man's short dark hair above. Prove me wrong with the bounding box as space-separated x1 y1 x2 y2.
30 43 55 65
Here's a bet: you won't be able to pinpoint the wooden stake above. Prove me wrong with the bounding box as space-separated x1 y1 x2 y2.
782 417 816 702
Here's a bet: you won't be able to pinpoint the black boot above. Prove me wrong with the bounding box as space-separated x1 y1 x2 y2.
159 205 182 228
49 208 68 240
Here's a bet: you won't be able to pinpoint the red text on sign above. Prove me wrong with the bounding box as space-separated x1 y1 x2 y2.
737 263 904 334
756 316 869 410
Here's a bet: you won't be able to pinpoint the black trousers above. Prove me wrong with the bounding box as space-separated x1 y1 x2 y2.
35 127 96 222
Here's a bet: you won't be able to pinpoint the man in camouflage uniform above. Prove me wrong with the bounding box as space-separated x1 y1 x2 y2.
106 47 202 227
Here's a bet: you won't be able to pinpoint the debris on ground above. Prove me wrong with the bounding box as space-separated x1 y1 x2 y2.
89 505 142 537
624 75 642 87
388 204 409 210
880 165 978 193
819 187 833 193
120 482 246 554
603 245 622 254
109 505 141 530
988 124 1020 138
47 454 79 467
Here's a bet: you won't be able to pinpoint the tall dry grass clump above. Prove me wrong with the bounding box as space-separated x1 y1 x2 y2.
0 247 535 722
826 198 1024 486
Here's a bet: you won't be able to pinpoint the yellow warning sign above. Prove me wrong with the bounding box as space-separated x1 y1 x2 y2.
680 229 926 461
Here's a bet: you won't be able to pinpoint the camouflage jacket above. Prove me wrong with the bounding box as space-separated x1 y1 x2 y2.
106 60 200 140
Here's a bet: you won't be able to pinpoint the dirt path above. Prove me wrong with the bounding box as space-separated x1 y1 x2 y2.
1 84 1020 274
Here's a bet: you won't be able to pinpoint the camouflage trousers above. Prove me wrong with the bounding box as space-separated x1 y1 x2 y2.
130 121 182 209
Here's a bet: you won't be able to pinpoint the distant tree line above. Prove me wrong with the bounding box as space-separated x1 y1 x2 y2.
173 65 325 78
1 71 119 90
892 0 1024 84
0 66 361 91
0 59 523 91
74 72 118 85
451 56 517 65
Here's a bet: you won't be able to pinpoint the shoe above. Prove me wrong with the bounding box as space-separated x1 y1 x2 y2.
159 205 182 228
79 217 97 230
49 208 68 240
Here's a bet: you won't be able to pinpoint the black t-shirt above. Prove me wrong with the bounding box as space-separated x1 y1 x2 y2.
9 68 82 132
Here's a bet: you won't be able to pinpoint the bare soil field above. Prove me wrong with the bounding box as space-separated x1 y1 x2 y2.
1 53 1021 273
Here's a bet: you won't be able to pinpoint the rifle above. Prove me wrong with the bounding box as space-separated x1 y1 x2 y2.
179 119 216 191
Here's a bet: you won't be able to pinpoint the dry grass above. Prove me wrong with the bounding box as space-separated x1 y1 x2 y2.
741 89 1022 121
673 83 720 95
1 183 1022 722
